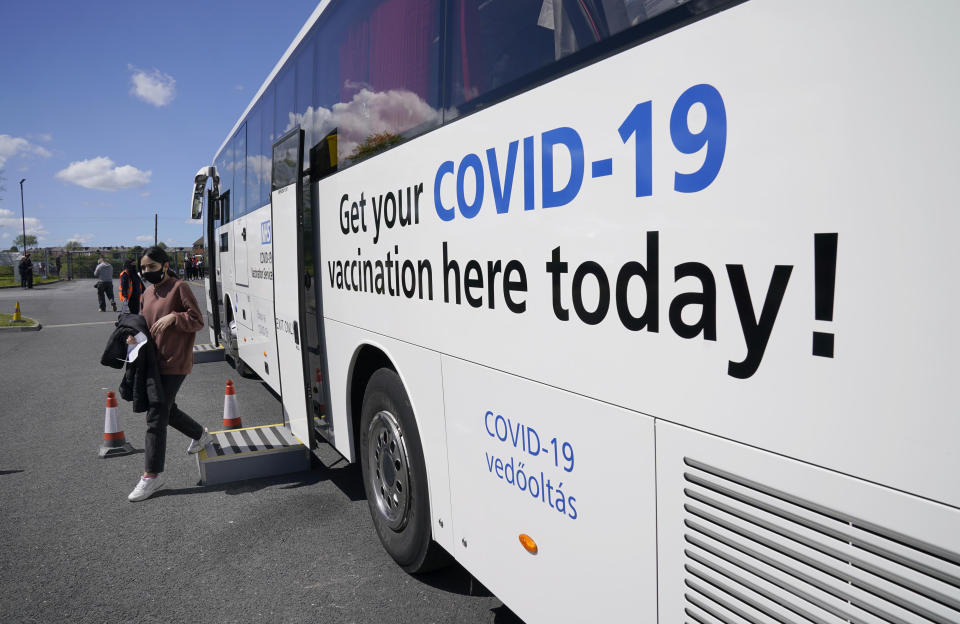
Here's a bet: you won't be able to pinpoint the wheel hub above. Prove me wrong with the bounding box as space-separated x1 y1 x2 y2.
368 410 411 530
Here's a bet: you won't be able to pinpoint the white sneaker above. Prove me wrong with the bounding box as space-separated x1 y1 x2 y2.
187 428 213 455
128 474 165 502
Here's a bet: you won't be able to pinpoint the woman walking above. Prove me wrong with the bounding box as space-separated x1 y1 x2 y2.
127 246 212 502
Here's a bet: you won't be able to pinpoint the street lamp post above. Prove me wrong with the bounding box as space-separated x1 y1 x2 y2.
19 178 27 255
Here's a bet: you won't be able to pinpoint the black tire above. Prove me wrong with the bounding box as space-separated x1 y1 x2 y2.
360 368 449 573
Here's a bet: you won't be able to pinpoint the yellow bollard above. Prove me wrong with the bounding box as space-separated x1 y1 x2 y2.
13 302 21 322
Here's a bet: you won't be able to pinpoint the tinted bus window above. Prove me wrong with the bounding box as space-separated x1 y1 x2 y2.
304 0 443 172
260 86 275 207
219 134 233 224
213 153 226 228
233 124 247 217
446 0 714 114
295 39 315 171
246 105 264 211
275 67 295 143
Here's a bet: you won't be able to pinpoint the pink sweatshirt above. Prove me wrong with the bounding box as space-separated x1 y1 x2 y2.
140 278 204 375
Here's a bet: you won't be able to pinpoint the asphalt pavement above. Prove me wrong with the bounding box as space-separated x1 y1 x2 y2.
0 279 522 624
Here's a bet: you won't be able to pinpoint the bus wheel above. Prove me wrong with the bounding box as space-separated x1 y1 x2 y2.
360 368 448 573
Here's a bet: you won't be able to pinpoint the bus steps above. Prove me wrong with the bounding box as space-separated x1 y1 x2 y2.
196 424 310 486
193 343 225 364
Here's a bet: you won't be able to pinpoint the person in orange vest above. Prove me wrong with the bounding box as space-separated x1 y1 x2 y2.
119 259 145 314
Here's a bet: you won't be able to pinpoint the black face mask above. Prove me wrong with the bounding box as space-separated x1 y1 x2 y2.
141 269 164 284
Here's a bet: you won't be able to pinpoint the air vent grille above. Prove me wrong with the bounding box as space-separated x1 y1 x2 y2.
681 458 960 624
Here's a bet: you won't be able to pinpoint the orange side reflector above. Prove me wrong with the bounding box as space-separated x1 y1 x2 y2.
263 351 267 357
519 534 538 555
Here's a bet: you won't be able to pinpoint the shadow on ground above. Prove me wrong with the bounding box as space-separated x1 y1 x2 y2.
155 454 366 501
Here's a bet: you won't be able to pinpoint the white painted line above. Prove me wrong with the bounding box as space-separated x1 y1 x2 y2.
43 321 116 328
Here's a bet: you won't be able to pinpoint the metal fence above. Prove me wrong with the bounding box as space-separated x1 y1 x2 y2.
1 249 193 283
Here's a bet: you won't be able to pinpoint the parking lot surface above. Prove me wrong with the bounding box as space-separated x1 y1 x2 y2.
0 279 522 624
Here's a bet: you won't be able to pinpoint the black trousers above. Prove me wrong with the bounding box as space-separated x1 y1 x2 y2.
97 281 115 310
126 296 141 314
145 374 203 474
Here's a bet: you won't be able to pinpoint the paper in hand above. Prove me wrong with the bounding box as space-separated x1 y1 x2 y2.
126 332 148 363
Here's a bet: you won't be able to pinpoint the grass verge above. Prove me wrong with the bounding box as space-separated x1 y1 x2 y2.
0 312 38 327
0 276 59 288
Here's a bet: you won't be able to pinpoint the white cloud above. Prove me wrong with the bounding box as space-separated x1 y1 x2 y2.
139 191 151 197
128 65 176 107
234 84 244 91
56 157 151 191
0 134 51 167
28 133 52 143
288 88 443 163
185 218 202 225
0 207 48 239
136 235 154 243
246 154 271 185
67 233 94 244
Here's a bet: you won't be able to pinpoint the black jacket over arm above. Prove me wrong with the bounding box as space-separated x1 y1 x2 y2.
100 314 165 412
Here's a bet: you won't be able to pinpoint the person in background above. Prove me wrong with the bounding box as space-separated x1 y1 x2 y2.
94 256 117 312
18 253 33 289
126 246 211 502
119 259 145 314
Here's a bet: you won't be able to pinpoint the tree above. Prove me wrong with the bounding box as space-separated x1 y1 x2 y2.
64 240 83 251
7 245 18 252
157 241 167 250
14 234 38 249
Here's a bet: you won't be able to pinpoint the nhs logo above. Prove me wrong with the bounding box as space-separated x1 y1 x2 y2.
261 220 272 245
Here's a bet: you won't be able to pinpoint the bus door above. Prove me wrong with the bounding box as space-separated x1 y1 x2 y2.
271 128 312 446
305 140 334 446
191 167 222 347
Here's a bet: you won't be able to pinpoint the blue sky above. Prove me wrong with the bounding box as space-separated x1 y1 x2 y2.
0 0 318 250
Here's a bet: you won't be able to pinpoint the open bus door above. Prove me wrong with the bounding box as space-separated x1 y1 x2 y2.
191 167 222 347
271 128 314 447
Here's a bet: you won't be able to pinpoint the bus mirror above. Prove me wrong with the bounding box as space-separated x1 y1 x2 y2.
191 193 203 220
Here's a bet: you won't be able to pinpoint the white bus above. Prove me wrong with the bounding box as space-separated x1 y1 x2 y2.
190 1 960 621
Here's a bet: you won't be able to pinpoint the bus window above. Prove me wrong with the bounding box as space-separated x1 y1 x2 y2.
295 39 315 172
246 106 264 212
446 0 719 113
305 0 443 171
260 85 275 207
275 67 295 142
233 124 247 217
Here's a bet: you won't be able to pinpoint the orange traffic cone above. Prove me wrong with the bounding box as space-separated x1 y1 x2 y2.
99 392 135 457
222 380 242 429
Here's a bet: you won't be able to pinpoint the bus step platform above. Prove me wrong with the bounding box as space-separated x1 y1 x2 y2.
196 424 310 486
193 343 225 363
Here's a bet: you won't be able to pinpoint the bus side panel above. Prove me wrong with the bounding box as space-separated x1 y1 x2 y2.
238 204 281 392
321 319 454 554
315 0 960 510
442 356 657 624
657 421 960 624
236 294 281 392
